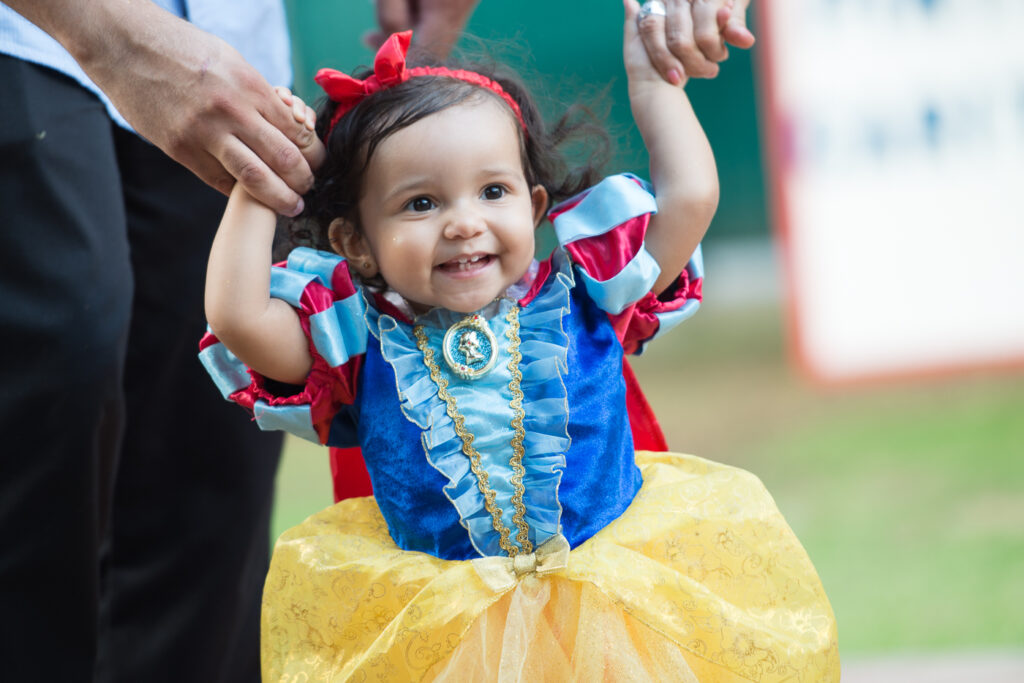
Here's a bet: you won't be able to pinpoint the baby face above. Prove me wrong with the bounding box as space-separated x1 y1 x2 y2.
355 97 547 315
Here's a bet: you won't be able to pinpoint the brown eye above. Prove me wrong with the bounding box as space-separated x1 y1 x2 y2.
406 196 435 212
482 185 506 200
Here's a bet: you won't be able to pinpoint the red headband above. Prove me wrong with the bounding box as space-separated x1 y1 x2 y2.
314 31 526 141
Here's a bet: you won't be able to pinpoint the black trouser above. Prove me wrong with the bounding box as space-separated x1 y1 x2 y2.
0 55 282 682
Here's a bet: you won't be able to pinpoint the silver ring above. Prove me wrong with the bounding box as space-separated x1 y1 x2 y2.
638 0 667 21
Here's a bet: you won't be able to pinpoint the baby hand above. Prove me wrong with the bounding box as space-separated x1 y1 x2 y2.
625 0 755 86
623 0 684 87
274 86 327 172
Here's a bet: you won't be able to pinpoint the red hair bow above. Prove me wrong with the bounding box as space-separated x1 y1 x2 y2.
314 30 525 140
314 31 413 131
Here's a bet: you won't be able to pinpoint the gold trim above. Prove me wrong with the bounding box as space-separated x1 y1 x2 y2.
413 305 533 557
504 306 533 554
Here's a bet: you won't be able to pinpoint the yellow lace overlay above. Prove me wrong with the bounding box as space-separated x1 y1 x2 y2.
261 452 839 682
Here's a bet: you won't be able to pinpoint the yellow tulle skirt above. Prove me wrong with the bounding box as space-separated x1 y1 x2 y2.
261 452 839 682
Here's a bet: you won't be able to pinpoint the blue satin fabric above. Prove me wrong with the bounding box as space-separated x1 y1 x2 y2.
347 255 641 561
552 173 665 315
551 174 657 244
638 245 704 353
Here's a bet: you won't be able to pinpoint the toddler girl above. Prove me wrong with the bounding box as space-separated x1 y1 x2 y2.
201 5 839 681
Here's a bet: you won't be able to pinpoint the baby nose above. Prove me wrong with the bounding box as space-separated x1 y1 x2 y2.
442 204 486 239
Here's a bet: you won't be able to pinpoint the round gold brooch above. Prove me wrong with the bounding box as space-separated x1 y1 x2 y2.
442 314 499 380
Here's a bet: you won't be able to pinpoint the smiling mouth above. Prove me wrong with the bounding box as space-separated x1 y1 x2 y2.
437 254 493 273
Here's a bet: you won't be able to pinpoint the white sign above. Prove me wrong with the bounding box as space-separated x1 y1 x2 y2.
760 0 1024 382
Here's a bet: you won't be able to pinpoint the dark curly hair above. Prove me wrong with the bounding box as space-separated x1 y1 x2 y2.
287 52 610 251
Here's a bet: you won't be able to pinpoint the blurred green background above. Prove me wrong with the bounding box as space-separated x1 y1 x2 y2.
276 0 1024 660
284 0 766 244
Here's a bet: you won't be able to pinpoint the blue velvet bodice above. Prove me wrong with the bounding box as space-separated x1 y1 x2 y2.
327 263 641 561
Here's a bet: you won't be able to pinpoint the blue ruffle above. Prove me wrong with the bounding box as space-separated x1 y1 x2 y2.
199 247 368 445
199 337 251 400
574 246 661 315
515 253 574 542
280 248 368 369
550 173 665 315
634 244 705 354
551 173 657 245
364 263 573 557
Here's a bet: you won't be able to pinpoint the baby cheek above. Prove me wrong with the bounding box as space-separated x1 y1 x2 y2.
379 234 428 276
373 230 408 257
386 232 419 252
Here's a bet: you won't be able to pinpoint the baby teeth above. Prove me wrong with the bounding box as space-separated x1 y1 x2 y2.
451 255 484 270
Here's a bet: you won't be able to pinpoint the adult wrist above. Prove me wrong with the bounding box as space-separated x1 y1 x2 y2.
56 0 176 75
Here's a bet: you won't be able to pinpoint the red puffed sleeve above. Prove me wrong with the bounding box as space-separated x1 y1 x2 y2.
544 173 704 355
199 248 367 445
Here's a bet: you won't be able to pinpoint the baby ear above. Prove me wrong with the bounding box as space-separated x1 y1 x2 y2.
328 218 379 278
530 185 550 228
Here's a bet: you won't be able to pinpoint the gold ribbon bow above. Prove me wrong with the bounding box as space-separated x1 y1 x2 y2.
471 534 571 593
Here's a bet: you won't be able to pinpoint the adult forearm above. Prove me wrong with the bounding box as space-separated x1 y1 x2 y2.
4 0 168 66
5 0 318 216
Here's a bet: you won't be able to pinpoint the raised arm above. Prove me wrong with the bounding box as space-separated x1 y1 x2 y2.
623 0 719 295
5 0 319 217
203 93 324 384
204 186 314 385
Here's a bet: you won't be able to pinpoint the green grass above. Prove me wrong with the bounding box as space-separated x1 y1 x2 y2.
270 303 1024 657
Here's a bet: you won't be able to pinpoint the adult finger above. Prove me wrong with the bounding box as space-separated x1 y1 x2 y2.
637 1 686 85
208 82 311 213
164 86 307 214
362 29 386 51
691 0 729 63
252 85 318 188
188 148 240 198
721 0 756 48
217 133 305 215
414 0 480 58
219 142 301 216
665 0 718 79
375 0 412 36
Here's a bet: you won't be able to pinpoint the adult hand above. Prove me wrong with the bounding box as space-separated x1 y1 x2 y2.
637 0 755 84
8 0 319 216
366 0 481 58
91 17 320 215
